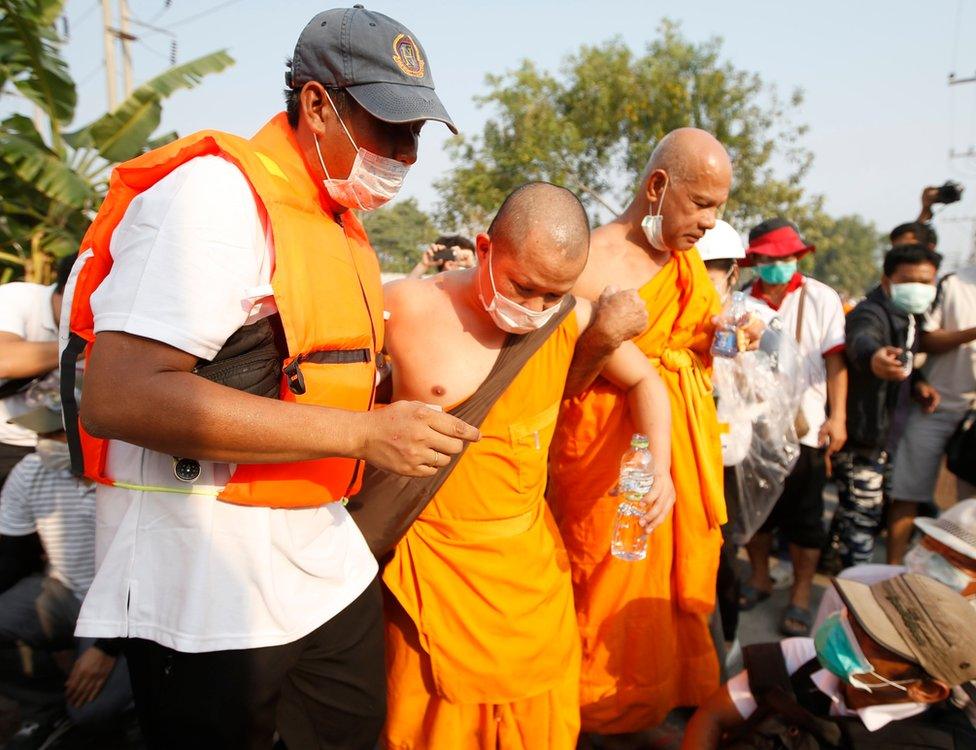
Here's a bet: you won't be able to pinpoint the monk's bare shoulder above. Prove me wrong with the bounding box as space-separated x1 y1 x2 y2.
575 224 621 300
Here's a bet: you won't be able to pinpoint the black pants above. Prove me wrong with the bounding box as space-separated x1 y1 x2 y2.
758 445 828 549
124 577 385 750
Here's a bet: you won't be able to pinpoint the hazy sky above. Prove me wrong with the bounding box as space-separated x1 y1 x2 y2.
41 1 976 264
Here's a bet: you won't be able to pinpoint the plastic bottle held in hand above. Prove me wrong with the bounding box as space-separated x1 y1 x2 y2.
712 291 748 359
611 433 655 561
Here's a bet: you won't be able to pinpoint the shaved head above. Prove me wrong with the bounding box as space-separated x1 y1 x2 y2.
630 128 733 253
641 127 732 189
488 182 590 261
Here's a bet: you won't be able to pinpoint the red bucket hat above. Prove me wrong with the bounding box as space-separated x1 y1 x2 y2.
743 217 815 267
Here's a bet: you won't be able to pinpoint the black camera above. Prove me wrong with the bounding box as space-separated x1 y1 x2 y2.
936 180 964 205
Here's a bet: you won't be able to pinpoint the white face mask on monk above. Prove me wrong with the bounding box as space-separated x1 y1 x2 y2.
640 178 669 251
479 249 563 335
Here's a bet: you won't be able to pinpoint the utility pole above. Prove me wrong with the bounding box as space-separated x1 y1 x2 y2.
119 0 134 97
101 0 118 110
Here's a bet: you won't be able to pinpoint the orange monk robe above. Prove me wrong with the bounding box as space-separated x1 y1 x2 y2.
548 249 727 734
383 314 583 750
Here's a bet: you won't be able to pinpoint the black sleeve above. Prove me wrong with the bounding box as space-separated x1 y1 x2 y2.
0 532 45 594
844 306 886 374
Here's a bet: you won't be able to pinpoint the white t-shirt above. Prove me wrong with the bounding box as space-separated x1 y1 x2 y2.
0 451 96 598
922 267 976 415
749 275 846 448
0 282 59 447
727 637 928 732
72 155 377 653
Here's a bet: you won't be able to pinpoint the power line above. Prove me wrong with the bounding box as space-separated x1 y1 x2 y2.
138 0 244 37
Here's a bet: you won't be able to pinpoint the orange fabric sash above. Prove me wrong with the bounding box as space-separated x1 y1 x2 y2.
383 313 581 704
549 249 726 613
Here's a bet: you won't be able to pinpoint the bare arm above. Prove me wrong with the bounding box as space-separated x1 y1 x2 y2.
600 340 674 530
564 286 648 398
0 333 58 379
818 350 848 464
920 326 976 354
81 331 479 476
682 686 745 750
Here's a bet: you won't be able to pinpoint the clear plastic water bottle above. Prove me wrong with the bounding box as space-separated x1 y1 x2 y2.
711 291 748 358
611 434 655 561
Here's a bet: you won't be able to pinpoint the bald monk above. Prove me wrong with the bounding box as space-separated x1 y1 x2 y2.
379 182 674 749
548 128 732 744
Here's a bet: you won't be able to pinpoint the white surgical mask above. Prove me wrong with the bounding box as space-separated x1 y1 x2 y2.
36 438 72 473
479 249 563 335
905 544 976 596
640 179 669 251
314 91 409 211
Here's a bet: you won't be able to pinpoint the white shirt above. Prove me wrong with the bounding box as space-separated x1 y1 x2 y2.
727 637 929 732
749 275 846 448
922 267 976 415
72 156 377 652
0 450 96 598
0 282 59 447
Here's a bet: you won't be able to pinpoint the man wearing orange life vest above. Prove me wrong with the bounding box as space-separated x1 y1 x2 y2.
60 8 478 749
379 182 675 749
548 128 732 746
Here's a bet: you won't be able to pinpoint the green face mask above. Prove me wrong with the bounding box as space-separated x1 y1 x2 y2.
756 260 797 285
813 611 914 693
889 282 936 315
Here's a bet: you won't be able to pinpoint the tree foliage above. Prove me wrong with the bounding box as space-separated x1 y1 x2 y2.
361 198 435 273
435 20 811 233
0 0 233 283
803 210 883 299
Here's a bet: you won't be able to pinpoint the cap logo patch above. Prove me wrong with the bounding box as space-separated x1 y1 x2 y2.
392 34 425 78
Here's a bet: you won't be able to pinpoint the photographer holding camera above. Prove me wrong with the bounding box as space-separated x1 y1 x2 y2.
890 181 964 250
407 234 476 277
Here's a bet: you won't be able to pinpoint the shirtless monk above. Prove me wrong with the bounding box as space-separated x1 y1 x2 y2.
379 182 674 749
548 128 733 746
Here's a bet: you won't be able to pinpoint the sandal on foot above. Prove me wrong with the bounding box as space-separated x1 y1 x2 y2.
738 582 771 611
780 604 812 636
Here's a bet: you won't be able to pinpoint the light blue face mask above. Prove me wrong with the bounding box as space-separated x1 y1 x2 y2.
889 282 936 315
756 260 797 285
813 611 914 693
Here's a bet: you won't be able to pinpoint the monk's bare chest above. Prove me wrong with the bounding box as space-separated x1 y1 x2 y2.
390 318 503 409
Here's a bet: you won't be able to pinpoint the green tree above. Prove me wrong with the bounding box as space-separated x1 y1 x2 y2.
434 20 810 233
361 197 435 272
0 0 233 283
803 210 883 299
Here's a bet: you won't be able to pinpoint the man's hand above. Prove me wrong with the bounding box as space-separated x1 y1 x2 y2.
592 286 649 347
870 346 909 381
639 472 676 531
913 381 941 413
65 647 115 708
921 186 940 210
818 416 847 475
443 247 475 272
360 401 480 477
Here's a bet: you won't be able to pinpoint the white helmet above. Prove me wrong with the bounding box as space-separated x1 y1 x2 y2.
696 220 746 262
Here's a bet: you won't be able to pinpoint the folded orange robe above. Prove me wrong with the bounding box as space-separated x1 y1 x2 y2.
548 249 727 734
383 314 582 750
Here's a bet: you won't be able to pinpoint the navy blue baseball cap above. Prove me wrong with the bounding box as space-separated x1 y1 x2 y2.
289 6 457 134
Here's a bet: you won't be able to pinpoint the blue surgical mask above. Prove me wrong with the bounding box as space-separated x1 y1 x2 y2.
813 610 913 693
889 282 936 315
756 260 797 285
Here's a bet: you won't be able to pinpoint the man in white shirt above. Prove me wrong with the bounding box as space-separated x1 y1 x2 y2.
739 218 848 637
0 256 74 483
683 574 976 749
64 8 477 749
888 265 976 563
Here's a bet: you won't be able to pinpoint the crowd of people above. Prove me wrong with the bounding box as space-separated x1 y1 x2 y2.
1 5 975 750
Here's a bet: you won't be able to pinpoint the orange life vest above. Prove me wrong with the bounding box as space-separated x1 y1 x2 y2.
62 113 384 509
